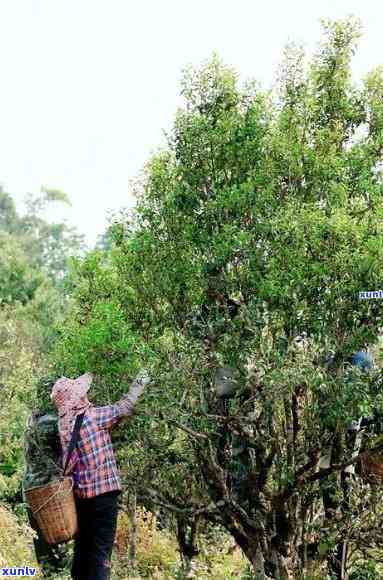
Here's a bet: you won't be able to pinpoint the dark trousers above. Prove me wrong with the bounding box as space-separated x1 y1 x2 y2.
71 490 121 580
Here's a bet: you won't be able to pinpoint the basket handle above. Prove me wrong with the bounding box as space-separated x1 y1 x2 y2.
32 478 74 516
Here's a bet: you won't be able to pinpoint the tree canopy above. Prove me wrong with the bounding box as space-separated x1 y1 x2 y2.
51 17 383 579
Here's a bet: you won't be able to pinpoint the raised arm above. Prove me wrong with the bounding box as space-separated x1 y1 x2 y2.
94 371 151 430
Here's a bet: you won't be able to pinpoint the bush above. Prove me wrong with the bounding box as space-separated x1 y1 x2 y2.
350 560 381 580
0 504 37 570
112 507 247 579
113 506 180 578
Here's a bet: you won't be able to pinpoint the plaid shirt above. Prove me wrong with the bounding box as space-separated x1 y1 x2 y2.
62 379 146 498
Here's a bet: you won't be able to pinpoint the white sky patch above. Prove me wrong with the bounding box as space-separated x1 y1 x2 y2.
0 0 381 245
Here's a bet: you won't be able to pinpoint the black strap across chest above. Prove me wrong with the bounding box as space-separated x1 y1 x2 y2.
63 412 85 476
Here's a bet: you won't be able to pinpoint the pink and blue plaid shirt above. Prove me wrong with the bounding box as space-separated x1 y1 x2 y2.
62 380 146 499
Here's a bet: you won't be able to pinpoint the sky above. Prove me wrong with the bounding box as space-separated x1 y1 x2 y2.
0 0 381 246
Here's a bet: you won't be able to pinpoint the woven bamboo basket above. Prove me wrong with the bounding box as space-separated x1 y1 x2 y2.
25 477 78 544
360 452 383 482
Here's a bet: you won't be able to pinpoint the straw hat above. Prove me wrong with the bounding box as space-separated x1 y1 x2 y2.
50 373 93 413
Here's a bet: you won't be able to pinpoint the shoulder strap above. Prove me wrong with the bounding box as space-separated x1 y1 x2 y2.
63 412 85 476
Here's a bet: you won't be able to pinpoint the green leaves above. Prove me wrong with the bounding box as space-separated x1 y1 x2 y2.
48 20 383 573
54 300 148 381
0 233 43 306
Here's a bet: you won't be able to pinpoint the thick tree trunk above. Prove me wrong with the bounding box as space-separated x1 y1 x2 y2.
236 534 297 579
176 514 200 577
210 508 297 580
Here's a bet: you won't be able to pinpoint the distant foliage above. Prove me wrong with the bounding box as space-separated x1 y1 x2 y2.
0 187 84 497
